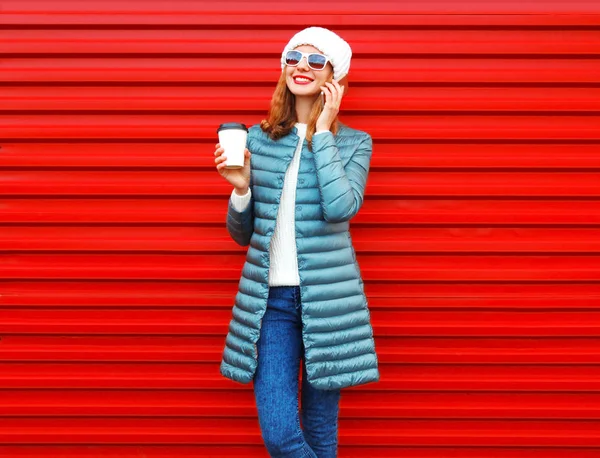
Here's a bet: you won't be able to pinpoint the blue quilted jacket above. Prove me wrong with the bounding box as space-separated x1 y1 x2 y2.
220 121 381 390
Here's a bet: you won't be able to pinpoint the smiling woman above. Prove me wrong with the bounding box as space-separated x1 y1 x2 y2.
214 26 378 458
259 27 352 149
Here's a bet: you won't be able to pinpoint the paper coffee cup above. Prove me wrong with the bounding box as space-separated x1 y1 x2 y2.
217 123 248 169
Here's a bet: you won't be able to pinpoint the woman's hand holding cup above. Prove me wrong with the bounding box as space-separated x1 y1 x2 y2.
214 142 251 194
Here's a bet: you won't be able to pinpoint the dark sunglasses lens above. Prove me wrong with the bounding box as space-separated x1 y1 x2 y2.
285 51 302 66
308 54 327 70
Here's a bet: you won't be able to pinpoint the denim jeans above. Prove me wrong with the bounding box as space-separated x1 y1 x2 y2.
253 285 342 458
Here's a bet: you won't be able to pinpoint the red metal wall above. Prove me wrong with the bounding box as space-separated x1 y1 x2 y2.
1 1 600 457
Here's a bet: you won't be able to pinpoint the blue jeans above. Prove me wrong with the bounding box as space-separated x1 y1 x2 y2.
253 285 342 458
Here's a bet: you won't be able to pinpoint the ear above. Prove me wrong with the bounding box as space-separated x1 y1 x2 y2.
338 74 349 95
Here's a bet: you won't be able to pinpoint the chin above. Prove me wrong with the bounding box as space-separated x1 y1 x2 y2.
291 89 315 97
288 85 318 98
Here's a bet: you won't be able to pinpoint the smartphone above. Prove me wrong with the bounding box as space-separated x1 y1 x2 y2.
321 75 338 105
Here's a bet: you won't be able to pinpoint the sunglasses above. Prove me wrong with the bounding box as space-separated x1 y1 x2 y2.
284 50 330 71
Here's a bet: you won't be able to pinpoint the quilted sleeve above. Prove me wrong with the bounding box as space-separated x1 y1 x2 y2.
226 189 254 246
225 131 255 246
311 131 373 223
230 187 251 212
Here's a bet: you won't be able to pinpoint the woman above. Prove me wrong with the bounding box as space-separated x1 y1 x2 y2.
214 26 380 458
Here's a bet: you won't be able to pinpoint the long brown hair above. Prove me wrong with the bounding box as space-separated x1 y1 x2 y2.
260 70 340 152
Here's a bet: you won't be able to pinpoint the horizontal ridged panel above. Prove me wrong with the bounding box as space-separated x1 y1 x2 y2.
3 115 600 140
0 390 598 417
4 87 600 113
3 142 600 168
3 58 600 83
3 227 600 252
2 199 600 223
2 1 600 26
0 363 600 390
3 30 600 55
2 308 600 335
0 417 597 446
2 281 600 307
0 448 598 458
2 254 600 281
3 170 600 195
2 1 600 456
3 336 600 364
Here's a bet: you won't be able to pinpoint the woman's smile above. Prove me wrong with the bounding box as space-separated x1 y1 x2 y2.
293 75 314 85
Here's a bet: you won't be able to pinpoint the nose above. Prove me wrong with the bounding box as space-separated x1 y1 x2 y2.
297 56 310 71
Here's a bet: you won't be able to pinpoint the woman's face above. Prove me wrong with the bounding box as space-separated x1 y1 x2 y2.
285 45 334 99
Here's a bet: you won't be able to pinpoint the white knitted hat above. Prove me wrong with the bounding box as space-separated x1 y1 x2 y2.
280 27 352 81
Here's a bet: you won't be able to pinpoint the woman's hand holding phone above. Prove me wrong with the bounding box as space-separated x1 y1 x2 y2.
316 78 345 132
214 143 252 194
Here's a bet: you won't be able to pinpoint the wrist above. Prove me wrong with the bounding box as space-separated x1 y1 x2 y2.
234 187 249 196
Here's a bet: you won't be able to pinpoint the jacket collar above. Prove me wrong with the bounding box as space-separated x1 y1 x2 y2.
285 121 346 143
257 121 348 148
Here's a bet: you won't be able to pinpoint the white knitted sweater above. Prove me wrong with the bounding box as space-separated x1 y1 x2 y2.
230 123 328 286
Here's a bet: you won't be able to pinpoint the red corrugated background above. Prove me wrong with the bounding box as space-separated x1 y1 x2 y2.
2 1 600 457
